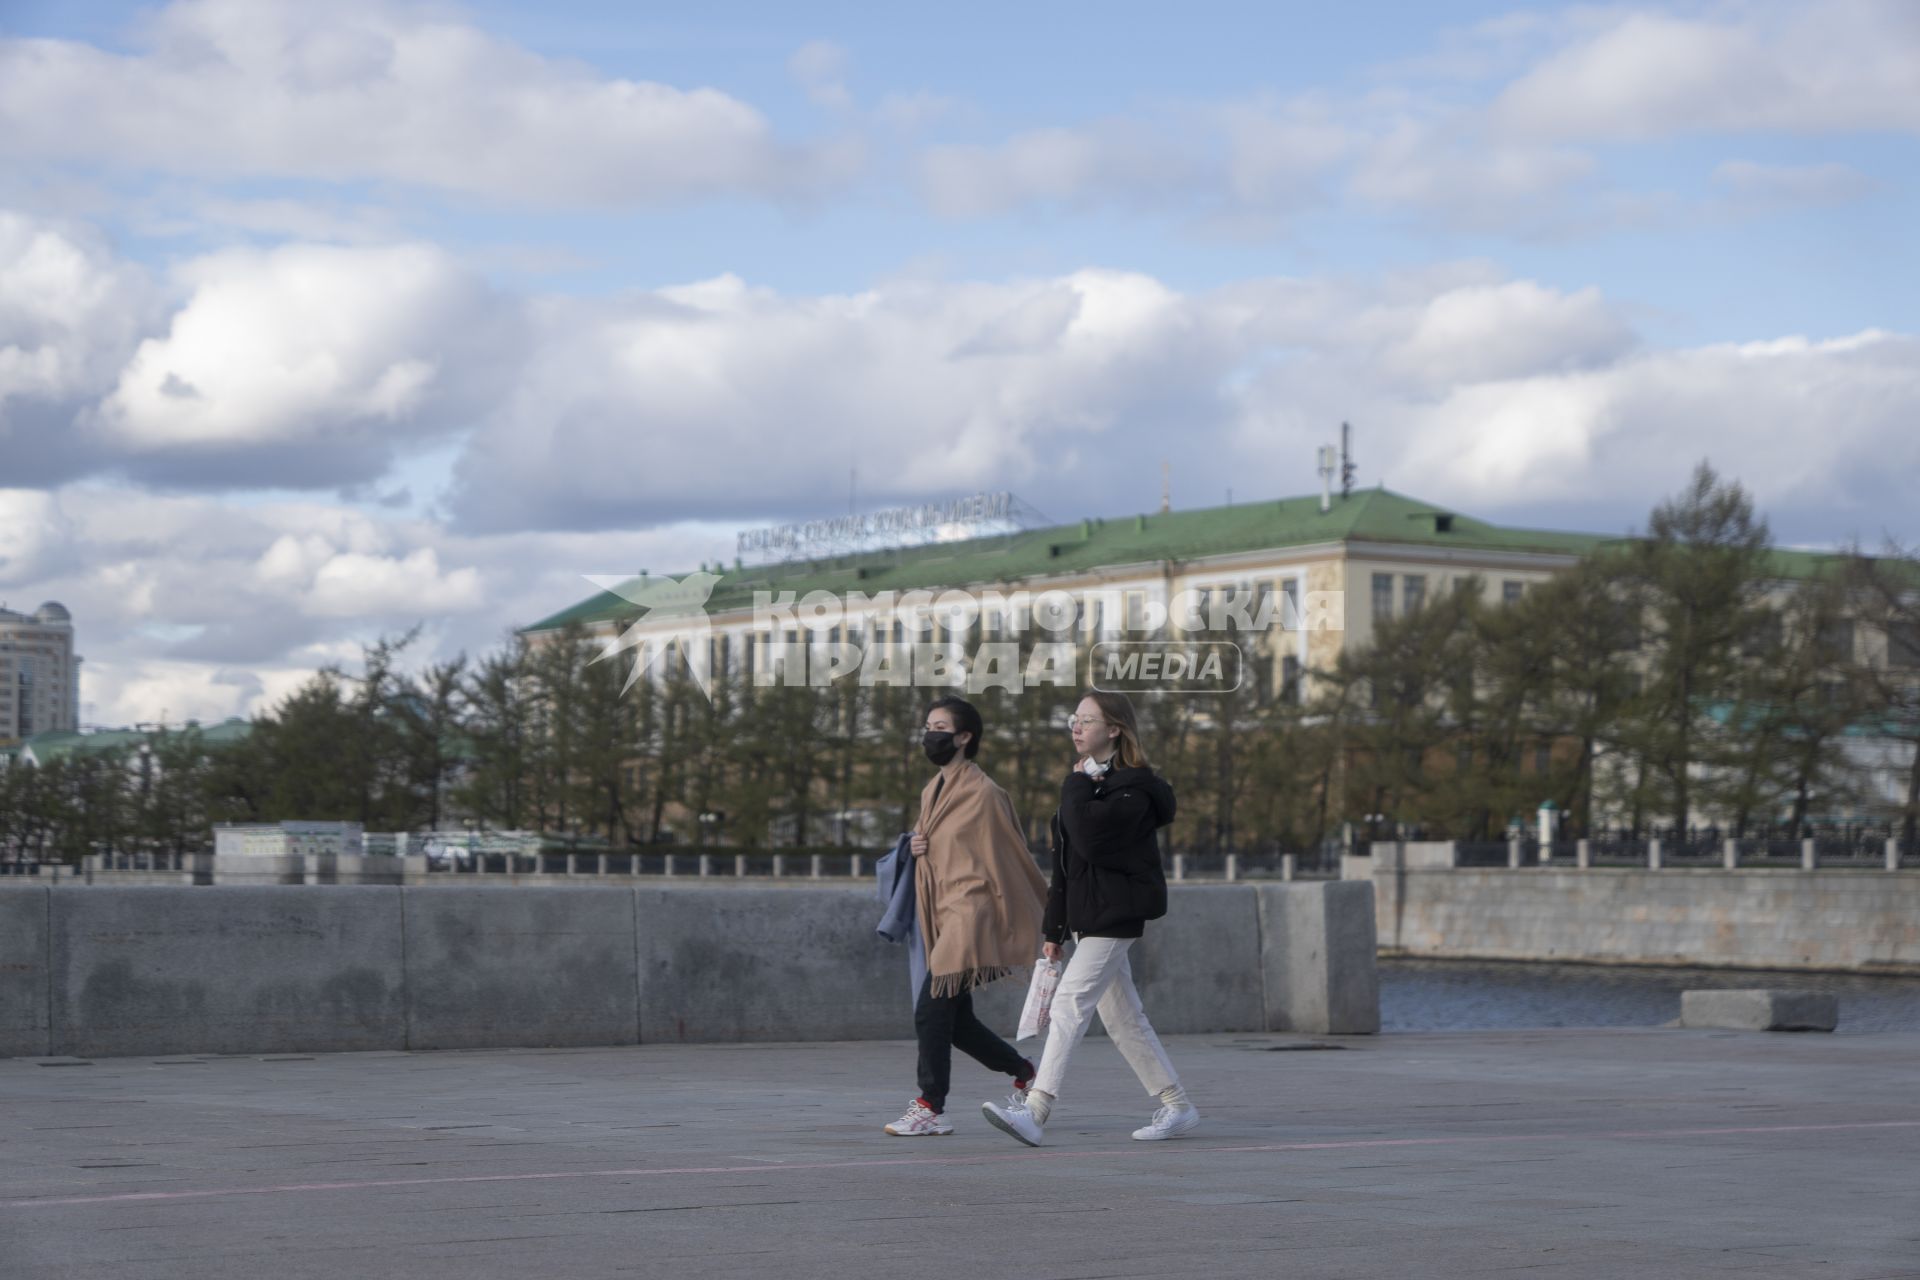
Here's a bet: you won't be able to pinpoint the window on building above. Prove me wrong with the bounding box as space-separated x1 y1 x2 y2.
1372 573 1394 622
1280 578 1300 631
1890 621 1920 669
1502 579 1525 604
1534 743 1551 776
1402 574 1426 613
1230 580 1258 632
1736 611 1779 658
1281 654 1302 704
1818 618 1856 664
1612 597 1643 650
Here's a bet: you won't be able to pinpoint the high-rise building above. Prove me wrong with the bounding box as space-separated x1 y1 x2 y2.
0 602 81 744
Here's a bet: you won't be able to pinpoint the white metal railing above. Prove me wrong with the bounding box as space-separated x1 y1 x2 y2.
71 847 1329 884
1372 838 1911 873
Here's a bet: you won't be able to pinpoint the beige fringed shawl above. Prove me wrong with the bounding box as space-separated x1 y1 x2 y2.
913 759 1049 998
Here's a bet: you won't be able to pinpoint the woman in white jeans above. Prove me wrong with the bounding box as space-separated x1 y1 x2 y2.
981 690 1198 1146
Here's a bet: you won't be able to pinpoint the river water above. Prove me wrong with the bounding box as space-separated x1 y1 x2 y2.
1379 959 1920 1034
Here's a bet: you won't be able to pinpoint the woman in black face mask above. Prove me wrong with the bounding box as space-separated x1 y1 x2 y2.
883 696 1049 1137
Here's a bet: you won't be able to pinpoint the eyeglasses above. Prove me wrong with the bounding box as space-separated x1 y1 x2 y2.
1066 716 1106 729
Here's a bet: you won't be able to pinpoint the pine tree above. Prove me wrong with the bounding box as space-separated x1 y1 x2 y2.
459 636 535 829
1847 541 1920 851
1620 462 1774 843
1525 556 1644 838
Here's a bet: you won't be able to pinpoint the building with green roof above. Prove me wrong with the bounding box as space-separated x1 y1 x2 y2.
520 486 1680 700
516 485 1919 835
11 718 253 769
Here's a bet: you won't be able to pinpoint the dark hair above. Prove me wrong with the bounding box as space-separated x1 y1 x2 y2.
926 695 984 759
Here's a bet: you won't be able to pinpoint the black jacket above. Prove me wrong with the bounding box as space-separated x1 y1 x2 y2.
1043 764 1177 943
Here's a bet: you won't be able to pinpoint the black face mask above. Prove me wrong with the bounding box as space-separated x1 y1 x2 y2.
922 730 959 766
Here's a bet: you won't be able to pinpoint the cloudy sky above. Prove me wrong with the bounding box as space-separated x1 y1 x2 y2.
1 0 1916 727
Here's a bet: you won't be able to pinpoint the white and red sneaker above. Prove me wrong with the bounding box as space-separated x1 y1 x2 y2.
884 1098 954 1136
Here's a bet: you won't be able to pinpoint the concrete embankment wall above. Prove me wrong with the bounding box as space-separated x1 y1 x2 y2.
1371 846 1920 973
0 882 1377 1059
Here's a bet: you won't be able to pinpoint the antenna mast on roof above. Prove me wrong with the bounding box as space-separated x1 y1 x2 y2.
1340 421 1355 498
1159 460 1170 514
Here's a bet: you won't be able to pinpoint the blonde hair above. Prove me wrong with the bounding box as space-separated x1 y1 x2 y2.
1078 689 1150 768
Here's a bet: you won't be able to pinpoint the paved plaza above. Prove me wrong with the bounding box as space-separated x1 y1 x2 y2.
3 1028 1918 1279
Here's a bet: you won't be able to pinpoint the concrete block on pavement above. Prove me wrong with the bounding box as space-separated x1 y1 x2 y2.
0 886 51 1057
1680 989 1838 1032
403 886 639 1050
49 886 405 1056
637 886 922 1043
1257 881 1381 1034
1122 886 1264 1035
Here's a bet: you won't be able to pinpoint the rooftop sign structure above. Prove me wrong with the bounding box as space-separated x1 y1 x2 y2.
735 490 1048 564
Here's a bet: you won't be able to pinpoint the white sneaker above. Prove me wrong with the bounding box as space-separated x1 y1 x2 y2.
1131 1103 1200 1141
884 1099 953 1136
981 1099 1045 1146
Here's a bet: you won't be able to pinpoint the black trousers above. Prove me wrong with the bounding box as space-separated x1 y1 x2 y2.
914 972 1032 1113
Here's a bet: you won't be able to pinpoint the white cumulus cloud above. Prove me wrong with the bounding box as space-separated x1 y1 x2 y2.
449 266 1241 532
1388 281 1636 386
0 212 158 485
0 488 75 588
0 0 858 208
91 240 513 487
1490 2 1920 142
1401 330 1920 514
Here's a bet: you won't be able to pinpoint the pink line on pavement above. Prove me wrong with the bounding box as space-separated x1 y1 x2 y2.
6 1119 1916 1210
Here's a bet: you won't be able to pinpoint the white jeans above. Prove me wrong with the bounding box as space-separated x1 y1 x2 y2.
1031 934 1180 1102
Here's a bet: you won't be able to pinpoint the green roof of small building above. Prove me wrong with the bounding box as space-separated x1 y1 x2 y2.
520 487 1845 635
22 729 137 762
21 718 254 763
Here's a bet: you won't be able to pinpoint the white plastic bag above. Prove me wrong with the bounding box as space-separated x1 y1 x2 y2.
1017 957 1062 1041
